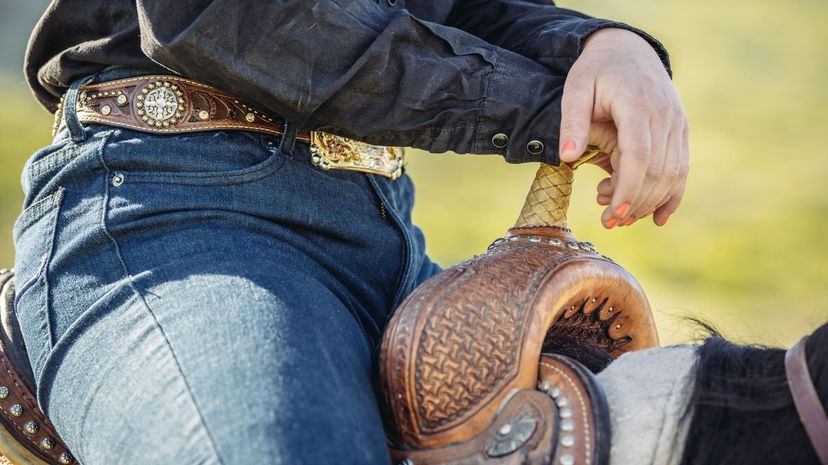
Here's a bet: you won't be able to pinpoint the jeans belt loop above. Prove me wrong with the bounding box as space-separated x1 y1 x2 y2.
58 75 96 142
278 120 298 157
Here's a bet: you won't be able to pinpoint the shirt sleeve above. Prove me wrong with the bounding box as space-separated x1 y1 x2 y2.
135 0 576 164
446 0 672 77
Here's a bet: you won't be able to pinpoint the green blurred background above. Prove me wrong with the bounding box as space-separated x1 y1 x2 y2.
1 1 825 347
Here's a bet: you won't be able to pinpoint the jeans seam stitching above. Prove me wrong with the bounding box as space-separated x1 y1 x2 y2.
95 133 228 465
13 188 64 379
126 150 282 181
366 176 414 317
42 188 65 351
28 145 75 178
13 189 64 239
120 147 285 187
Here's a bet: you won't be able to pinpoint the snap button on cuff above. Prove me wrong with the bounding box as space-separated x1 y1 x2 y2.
526 140 544 155
492 133 509 148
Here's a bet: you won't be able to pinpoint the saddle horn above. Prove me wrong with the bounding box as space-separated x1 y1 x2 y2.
380 149 659 463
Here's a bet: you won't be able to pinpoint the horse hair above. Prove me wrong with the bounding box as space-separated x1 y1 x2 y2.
543 321 827 465
541 329 615 373
678 322 826 465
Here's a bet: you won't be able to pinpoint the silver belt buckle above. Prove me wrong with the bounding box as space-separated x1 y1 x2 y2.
309 131 404 180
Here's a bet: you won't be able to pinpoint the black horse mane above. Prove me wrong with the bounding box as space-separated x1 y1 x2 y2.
678 322 826 465
543 320 828 465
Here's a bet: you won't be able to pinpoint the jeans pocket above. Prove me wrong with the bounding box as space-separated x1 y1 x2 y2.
20 137 78 202
103 128 287 186
12 187 65 379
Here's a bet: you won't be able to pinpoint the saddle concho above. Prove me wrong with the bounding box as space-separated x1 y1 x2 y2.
309 131 404 180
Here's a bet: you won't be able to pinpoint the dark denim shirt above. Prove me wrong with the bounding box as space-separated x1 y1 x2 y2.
25 0 670 164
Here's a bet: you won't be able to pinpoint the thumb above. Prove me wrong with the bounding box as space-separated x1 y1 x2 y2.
559 75 595 163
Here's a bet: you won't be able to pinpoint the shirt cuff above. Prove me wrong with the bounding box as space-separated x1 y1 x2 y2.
473 47 566 165
529 18 673 78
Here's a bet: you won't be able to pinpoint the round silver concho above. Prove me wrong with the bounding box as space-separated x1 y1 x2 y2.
136 82 186 128
485 415 537 458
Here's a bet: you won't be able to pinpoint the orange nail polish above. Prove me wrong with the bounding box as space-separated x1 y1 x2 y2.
606 218 618 228
659 214 671 226
560 140 577 156
615 202 631 219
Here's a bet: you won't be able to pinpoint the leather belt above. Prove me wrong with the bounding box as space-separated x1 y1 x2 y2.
53 75 404 179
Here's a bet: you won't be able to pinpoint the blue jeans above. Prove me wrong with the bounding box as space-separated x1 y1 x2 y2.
12 68 441 465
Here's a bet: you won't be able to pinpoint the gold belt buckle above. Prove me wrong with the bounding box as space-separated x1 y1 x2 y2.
309 131 404 180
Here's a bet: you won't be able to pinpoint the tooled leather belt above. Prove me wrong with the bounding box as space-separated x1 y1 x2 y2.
53 75 404 179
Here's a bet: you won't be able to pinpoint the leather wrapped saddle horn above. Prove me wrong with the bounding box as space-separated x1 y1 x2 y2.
380 149 659 464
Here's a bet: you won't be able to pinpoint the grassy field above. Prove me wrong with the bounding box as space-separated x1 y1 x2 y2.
1 0 825 347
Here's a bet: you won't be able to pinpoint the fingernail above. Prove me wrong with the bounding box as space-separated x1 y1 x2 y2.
560 139 577 157
605 218 618 228
623 216 636 226
615 202 631 219
659 214 671 226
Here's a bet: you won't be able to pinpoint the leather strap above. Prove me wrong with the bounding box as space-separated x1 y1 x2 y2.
785 335 828 465
54 75 312 142
0 270 74 465
538 354 610 465
388 354 611 465
53 74 407 180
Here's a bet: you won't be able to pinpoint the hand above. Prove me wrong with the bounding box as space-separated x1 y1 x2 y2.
558 28 689 228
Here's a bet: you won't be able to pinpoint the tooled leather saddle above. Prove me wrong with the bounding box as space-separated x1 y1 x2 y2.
0 150 658 465
378 151 659 465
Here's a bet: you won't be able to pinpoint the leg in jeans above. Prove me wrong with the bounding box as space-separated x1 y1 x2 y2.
13 71 441 465
44 260 390 465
